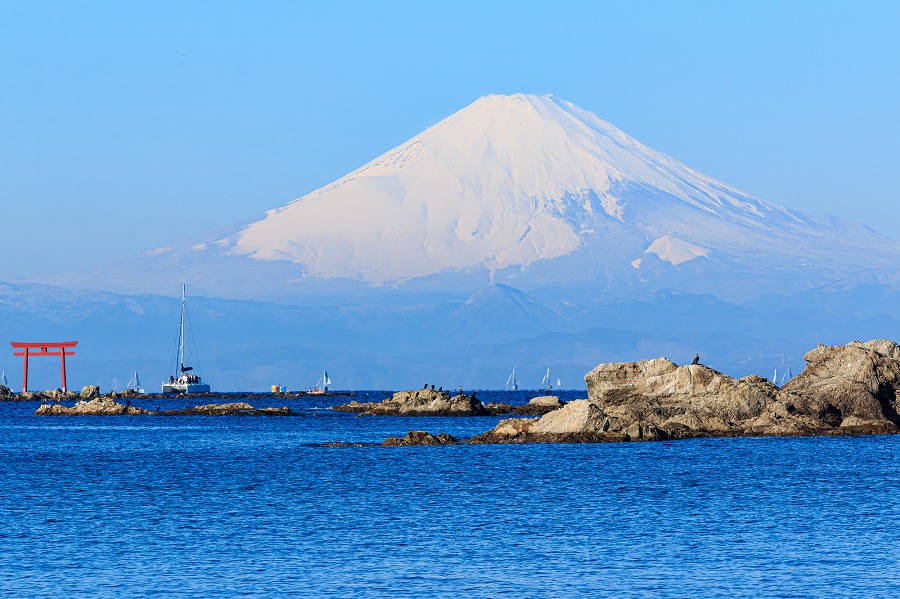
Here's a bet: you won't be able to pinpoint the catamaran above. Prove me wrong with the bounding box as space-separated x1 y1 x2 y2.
162 286 211 394
505 367 518 391
308 369 331 394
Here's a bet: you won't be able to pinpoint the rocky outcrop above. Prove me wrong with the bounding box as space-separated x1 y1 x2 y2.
513 395 566 416
334 389 488 416
382 431 458 446
0 385 13 399
35 398 295 416
80 385 100 399
781 339 900 433
35 396 149 416
469 340 900 444
159 402 295 416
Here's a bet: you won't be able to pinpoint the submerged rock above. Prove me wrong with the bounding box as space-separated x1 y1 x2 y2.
334 389 488 416
159 402 295 416
382 431 458 446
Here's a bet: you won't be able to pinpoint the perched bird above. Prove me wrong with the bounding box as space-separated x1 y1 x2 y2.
692 353 700 365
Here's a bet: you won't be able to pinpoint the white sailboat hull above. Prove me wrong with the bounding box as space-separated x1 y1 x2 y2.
162 382 211 394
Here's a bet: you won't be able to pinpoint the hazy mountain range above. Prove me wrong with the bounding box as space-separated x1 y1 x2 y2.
9 94 900 391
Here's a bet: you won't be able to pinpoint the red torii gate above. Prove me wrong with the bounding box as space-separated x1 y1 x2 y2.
10 341 78 393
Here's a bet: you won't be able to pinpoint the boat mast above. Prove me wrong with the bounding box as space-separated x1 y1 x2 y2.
179 284 186 375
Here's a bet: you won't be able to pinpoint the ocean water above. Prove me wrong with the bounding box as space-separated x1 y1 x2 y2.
1 390 898 598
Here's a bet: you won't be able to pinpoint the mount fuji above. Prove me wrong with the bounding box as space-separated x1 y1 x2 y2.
41 93 900 302
18 94 900 390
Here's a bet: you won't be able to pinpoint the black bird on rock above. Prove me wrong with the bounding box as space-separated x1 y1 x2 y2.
692 353 700 365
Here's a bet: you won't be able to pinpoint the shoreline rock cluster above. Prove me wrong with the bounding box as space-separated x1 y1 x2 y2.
383 339 900 445
333 389 566 417
34 396 296 417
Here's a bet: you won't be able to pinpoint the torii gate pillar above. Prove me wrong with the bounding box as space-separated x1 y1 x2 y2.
10 341 78 393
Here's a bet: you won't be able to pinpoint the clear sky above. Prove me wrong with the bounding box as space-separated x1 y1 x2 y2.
1 0 898 279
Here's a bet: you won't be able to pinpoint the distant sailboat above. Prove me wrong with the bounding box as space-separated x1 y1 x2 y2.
310 369 331 394
126 370 145 393
162 285 211 394
506 367 518 391
541 367 551 393
1 370 7 388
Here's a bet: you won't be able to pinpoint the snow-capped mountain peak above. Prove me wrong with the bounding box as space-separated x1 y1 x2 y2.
230 93 826 286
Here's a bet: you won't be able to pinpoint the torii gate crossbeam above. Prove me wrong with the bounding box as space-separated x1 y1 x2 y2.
10 341 78 393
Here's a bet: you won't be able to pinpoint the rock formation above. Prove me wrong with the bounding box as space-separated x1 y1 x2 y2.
382 431 458 446
80 385 100 399
35 396 149 416
449 340 900 445
35 397 295 416
159 402 295 416
333 389 488 416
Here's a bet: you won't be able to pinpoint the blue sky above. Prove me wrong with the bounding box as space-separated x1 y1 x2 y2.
1 0 898 278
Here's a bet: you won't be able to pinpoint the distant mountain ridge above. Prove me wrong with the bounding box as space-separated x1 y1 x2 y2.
17 94 900 390
35 93 899 302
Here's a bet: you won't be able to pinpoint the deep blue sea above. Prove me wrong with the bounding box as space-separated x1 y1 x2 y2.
1 390 898 598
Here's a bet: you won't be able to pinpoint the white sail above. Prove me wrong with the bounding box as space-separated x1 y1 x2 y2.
1 370 7 388
541 367 550 389
127 370 144 393
505 367 518 390
315 369 331 391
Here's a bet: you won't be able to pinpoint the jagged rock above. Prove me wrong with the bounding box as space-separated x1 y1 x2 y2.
470 340 900 444
382 431 458 446
35 396 148 416
80 385 100 399
470 401 623 444
0 385 13 398
334 389 488 416
782 339 900 431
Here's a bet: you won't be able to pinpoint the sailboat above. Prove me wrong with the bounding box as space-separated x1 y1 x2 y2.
126 370 145 394
309 369 331 394
162 286 211 394
1 370 8 388
541 367 552 393
505 367 518 391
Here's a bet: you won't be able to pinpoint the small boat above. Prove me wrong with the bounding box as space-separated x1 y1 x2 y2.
1 370 8 388
505 367 518 391
308 369 331 395
162 286 211 394
126 370 145 394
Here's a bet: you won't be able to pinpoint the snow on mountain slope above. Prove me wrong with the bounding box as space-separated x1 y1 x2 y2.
33 93 900 302
227 93 898 289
